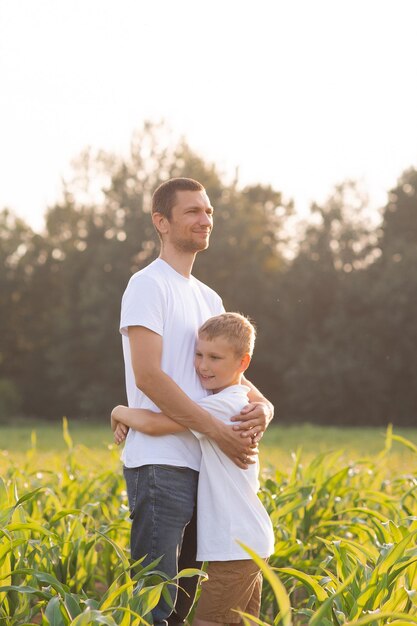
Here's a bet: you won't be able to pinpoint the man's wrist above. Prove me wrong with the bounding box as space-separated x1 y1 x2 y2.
204 415 226 442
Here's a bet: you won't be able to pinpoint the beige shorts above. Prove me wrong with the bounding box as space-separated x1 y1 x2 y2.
195 559 263 623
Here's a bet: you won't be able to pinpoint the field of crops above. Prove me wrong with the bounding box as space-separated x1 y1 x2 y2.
1 421 417 625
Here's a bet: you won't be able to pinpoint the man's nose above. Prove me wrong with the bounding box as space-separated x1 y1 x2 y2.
200 212 212 227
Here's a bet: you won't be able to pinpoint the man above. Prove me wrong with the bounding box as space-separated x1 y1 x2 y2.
118 177 273 626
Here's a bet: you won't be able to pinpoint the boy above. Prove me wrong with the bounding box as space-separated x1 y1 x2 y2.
112 313 275 625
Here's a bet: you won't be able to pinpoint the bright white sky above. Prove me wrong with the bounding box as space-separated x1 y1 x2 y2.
1 0 416 231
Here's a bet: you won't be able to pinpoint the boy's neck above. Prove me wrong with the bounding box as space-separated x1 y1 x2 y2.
212 374 243 394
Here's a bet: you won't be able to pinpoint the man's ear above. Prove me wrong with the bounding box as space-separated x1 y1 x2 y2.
240 353 251 373
152 212 169 235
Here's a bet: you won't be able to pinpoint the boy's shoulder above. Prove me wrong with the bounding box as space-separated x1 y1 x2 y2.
201 384 250 417
194 385 250 430
215 384 250 399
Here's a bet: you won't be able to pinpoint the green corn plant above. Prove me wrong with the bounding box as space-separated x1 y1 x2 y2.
1 421 416 624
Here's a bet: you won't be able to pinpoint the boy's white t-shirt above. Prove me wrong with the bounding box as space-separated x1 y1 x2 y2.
120 258 223 470
192 384 275 561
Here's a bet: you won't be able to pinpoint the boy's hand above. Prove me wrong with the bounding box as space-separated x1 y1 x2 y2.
114 422 128 445
230 401 274 443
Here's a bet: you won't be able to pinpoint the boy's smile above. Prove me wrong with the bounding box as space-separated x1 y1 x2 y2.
194 335 250 394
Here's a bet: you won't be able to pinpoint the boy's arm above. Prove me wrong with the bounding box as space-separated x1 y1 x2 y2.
128 326 255 469
230 375 275 442
111 405 185 436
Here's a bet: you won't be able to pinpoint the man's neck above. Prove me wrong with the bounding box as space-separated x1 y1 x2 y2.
159 245 196 278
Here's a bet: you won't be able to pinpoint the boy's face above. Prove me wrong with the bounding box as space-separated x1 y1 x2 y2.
194 335 250 394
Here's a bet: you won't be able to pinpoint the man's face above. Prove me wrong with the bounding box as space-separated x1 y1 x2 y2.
164 190 214 253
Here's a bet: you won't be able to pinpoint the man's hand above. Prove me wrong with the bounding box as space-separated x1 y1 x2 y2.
212 422 259 469
230 401 274 443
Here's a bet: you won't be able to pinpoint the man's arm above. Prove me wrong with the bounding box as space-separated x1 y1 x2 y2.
128 326 255 468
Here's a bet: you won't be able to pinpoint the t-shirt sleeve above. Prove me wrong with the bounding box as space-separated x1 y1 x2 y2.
211 290 226 315
120 274 165 337
190 392 244 441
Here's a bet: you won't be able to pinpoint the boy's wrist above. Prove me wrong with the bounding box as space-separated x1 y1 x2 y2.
111 406 121 431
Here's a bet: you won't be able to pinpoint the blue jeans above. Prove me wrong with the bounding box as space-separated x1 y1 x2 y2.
123 465 200 626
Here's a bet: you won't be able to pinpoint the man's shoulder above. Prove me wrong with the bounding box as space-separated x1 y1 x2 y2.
121 261 168 312
130 259 161 280
192 275 221 302
126 260 165 290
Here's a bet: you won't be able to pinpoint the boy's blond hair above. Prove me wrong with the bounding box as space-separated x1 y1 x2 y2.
198 312 256 358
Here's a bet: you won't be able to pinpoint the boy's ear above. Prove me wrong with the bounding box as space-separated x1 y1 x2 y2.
240 353 251 373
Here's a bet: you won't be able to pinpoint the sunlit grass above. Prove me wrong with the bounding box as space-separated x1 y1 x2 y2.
260 423 417 473
1 420 417 624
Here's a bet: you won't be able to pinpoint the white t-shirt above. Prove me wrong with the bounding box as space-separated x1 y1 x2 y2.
120 258 224 470
192 385 275 561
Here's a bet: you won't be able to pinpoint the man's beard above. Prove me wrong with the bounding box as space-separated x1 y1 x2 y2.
173 235 210 253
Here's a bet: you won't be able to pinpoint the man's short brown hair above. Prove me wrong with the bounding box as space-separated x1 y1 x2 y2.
198 312 256 358
152 177 205 220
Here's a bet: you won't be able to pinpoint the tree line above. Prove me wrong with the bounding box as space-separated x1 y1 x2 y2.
1 123 416 426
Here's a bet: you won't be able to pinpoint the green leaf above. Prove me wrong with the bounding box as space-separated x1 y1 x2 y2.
235 609 268 626
62 417 73 451
238 543 292 626
32 571 70 595
71 610 118 626
6 522 56 537
173 567 207 579
391 434 417 454
378 529 417 574
44 596 67 626
63 593 82 619
15 487 44 507
337 507 389 523
0 585 51 600
309 568 357 626
49 509 83 524
0 505 15 526
0 477 8 508
277 567 328 602
137 582 165 615
344 612 417 625
99 580 133 610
